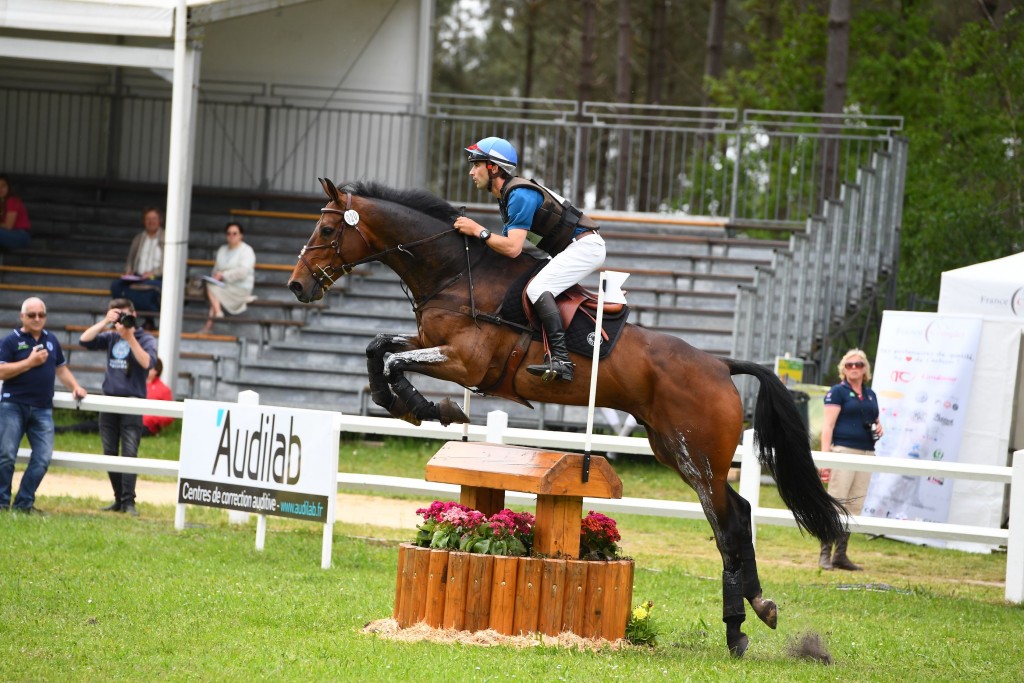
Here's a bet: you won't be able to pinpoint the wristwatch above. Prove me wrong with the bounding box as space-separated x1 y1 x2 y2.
478 229 491 242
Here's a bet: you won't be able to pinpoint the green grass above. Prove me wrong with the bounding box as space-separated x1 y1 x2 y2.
13 419 1018 680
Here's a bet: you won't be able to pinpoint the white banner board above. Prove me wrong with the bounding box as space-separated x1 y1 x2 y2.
177 400 338 524
862 312 982 527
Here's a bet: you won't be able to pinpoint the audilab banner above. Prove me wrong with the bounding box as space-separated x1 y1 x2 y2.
861 311 982 526
177 400 338 524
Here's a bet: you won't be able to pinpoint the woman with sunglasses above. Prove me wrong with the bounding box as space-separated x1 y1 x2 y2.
818 348 883 570
200 222 256 334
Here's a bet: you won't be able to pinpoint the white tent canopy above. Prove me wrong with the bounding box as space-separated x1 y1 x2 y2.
937 252 1024 550
939 252 1024 321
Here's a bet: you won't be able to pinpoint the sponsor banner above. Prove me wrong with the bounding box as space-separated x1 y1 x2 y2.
177 400 338 524
774 356 805 386
861 312 982 525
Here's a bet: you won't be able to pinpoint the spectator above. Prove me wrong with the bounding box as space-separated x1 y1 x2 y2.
0 175 32 250
142 357 173 436
79 298 157 517
110 206 164 326
817 348 883 571
0 297 87 513
199 221 256 335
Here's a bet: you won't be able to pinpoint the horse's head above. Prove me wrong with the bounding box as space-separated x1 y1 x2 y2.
288 177 374 302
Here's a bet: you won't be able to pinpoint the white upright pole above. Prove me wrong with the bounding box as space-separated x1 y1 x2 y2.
159 0 200 393
231 391 258 532
582 273 609 483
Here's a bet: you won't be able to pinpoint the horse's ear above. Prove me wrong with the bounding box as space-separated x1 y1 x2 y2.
319 177 341 205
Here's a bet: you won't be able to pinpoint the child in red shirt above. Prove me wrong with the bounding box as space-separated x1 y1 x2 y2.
143 358 174 435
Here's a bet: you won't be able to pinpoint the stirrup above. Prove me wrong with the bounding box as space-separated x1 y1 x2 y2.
527 357 575 383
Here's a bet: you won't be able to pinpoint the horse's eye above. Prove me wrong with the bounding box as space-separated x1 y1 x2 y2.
320 226 335 238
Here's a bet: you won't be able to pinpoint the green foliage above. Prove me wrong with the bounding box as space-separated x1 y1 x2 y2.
624 600 659 647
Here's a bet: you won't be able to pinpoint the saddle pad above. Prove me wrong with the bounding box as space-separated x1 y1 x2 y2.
500 264 630 360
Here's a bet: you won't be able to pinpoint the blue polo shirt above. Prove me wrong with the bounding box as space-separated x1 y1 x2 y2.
823 381 880 451
0 327 66 408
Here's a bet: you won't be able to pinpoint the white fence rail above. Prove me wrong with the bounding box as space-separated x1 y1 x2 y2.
21 392 1021 603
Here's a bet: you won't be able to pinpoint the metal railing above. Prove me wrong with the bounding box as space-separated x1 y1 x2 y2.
0 83 902 224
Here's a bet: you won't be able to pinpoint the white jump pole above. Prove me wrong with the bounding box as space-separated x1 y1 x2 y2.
582 272 609 483
462 388 472 442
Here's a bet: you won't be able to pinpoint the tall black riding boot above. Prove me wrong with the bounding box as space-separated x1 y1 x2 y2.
526 291 575 382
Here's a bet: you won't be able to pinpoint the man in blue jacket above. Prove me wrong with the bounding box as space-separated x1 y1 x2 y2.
80 298 157 516
0 297 87 513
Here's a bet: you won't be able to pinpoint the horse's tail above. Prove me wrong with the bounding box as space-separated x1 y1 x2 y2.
725 358 848 544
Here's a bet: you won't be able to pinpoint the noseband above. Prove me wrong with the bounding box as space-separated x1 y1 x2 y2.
297 192 460 295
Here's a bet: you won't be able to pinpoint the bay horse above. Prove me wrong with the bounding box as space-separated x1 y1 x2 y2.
287 178 847 657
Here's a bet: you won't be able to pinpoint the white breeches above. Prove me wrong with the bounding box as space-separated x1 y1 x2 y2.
525 233 606 302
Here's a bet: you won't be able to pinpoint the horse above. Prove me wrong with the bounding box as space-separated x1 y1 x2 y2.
287 178 847 657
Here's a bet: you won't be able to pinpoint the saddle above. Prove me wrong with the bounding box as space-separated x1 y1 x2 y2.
523 283 626 339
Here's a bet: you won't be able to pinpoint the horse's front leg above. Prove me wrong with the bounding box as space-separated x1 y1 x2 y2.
384 344 469 427
366 333 423 423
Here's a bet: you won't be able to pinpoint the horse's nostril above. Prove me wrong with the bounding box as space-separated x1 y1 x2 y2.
288 280 304 295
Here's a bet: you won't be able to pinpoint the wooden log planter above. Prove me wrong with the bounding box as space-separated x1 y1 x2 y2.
392 441 634 641
394 544 634 640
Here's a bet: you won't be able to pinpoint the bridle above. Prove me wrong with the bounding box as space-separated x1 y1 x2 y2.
296 192 462 297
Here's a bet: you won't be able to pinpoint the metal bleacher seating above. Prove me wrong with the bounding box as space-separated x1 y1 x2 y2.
0 180 785 430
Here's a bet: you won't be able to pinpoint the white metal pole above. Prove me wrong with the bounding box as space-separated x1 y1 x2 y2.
582 273 609 482
462 388 471 442
159 0 201 393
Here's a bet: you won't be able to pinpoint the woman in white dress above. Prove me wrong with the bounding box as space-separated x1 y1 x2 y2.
200 222 256 334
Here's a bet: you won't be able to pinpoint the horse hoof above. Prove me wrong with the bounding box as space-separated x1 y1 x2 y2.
438 397 470 426
728 633 750 658
751 595 778 630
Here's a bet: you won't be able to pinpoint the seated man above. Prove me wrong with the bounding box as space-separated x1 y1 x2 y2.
111 207 164 324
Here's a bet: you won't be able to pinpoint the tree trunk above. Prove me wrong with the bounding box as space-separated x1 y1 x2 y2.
576 0 598 206
820 0 850 206
702 0 727 107
614 0 633 210
638 0 668 212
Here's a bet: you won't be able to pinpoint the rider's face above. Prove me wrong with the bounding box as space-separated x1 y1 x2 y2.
469 161 491 190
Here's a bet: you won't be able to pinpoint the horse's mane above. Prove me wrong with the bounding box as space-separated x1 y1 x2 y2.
341 180 458 225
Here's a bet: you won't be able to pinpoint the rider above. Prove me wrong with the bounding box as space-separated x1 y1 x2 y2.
453 137 606 383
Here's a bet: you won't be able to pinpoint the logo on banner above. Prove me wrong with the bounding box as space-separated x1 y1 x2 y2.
1012 287 1024 317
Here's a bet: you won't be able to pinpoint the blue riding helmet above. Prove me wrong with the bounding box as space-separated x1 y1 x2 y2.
465 137 518 175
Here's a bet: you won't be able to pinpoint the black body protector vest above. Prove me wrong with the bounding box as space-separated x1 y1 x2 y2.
498 178 600 256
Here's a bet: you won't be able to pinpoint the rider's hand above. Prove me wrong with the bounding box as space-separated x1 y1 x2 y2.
454 216 482 237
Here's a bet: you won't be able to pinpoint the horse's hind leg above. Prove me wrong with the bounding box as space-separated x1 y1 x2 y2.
727 486 777 629
649 433 751 657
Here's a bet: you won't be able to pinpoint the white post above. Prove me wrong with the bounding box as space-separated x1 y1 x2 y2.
1005 449 1024 603
321 523 334 570
583 273 608 458
159 0 201 392
486 410 508 444
231 391 258 529
174 500 186 530
738 429 761 546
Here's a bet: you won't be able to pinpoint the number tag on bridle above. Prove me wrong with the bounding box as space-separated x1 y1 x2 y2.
344 210 360 226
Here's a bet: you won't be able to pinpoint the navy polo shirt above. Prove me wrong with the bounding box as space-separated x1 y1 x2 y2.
0 327 66 408
823 381 880 451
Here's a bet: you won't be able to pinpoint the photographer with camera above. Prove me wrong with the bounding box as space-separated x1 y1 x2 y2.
80 298 157 517
816 348 884 571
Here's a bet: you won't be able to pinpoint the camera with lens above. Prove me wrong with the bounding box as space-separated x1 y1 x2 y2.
117 312 137 328
864 421 880 442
